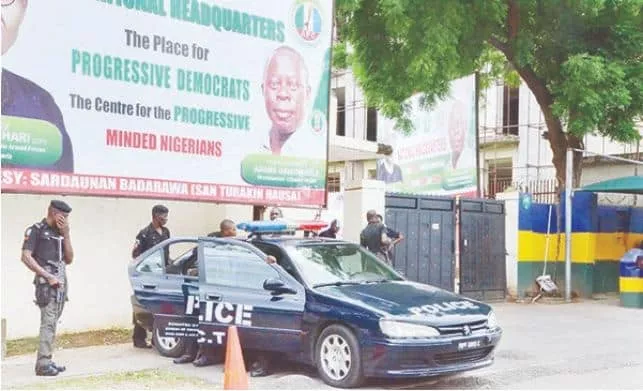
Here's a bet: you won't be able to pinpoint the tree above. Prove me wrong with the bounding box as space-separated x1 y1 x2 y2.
334 0 642 188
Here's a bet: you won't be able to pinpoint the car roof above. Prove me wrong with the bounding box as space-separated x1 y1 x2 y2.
250 236 347 247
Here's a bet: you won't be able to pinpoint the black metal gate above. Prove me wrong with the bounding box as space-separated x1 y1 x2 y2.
385 194 455 291
384 194 506 300
459 199 507 301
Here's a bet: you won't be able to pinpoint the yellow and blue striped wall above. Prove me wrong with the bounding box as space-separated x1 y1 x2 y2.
620 252 643 308
518 192 643 298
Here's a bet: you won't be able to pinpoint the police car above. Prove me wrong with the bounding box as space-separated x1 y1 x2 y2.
128 220 502 388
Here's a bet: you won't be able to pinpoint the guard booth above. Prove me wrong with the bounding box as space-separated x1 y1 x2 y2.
580 174 643 308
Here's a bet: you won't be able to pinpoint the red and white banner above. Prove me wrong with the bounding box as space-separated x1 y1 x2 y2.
1 168 325 206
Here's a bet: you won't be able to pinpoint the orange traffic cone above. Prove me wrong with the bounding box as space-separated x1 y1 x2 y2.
223 326 249 390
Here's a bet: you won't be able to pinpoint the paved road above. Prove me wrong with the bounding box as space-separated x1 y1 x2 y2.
2 299 642 389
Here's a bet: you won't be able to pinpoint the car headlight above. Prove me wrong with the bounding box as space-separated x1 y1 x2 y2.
487 311 499 329
379 319 440 338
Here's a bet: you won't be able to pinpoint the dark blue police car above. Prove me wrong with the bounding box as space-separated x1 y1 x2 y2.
128 221 502 388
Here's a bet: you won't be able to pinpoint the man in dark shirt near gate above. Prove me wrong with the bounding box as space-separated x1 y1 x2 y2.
360 210 391 262
131 205 170 348
2 0 74 172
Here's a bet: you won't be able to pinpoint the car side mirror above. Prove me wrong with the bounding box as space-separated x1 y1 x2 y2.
263 278 296 295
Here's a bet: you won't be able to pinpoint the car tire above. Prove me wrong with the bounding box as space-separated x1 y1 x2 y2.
152 324 186 358
315 324 364 388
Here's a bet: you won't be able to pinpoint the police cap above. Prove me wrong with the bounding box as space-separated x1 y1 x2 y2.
50 200 72 213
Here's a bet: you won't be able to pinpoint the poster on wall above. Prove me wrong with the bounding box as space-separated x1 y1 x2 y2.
377 75 478 197
1 0 332 207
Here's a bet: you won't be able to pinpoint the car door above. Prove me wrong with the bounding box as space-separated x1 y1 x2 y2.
197 238 306 353
129 239 200 339
129 247 166 329
154 240 200 340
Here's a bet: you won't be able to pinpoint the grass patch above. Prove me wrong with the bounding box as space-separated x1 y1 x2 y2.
6 328 131 357
8 368 216 390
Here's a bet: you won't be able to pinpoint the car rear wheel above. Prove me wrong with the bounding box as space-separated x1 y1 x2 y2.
152 325 186 358
315 324 364 388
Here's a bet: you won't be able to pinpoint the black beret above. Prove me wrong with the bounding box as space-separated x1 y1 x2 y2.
50 200 72 213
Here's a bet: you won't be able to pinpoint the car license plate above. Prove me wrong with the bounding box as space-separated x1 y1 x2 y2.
457 339 482 351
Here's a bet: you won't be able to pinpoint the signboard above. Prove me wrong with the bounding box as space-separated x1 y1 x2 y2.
377 75 478 197
1 0 332 206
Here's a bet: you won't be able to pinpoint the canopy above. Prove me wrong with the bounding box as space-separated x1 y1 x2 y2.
580 175 643 195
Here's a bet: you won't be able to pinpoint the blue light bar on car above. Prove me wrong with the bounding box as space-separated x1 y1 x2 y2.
237 220 328 233
237 220 289 233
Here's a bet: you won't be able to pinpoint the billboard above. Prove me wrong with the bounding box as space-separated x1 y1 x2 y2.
1 0 332 207
377 75 478 197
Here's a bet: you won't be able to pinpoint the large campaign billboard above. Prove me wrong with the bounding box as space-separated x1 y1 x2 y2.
1 0 332 206
377 75 478 197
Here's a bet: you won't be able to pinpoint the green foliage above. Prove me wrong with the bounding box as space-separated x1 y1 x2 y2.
335 0 643 143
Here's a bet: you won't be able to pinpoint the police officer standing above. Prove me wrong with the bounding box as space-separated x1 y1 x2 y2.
131 204 170 348
360 210 392 263
21 200 74 376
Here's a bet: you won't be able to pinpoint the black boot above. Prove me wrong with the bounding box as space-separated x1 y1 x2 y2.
173 354 195 364
51 362 66 372
249 354 271 377
35 364 59 377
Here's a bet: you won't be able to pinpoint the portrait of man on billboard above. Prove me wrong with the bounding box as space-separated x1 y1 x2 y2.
376 153 403 184
1 0 74 172
260 45 312 156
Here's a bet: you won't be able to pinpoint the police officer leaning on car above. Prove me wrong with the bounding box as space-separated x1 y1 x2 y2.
21 200 74 376
131 204 170 349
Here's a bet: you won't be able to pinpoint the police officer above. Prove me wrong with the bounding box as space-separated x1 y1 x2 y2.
376 214 404 262
131 204 170 348
21 200 74 376
360 210 391 262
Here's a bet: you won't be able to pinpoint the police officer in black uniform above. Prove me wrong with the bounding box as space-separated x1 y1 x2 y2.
360 209 391 262
131 204 170 348
21 200 74 376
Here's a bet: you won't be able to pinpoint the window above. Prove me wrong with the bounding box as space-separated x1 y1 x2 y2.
136 249 164 274
502 86 519 136
335 87 346 136
327 172 340 193
366 107 377 141
203 244 279 290
287 243 402 287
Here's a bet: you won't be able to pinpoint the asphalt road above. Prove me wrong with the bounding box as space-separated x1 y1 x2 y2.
3 298 642 389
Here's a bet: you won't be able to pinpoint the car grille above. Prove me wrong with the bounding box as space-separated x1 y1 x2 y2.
437 320 488 336
434 347 493 366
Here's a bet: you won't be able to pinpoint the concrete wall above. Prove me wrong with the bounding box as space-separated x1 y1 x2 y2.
496 191 519 298
516 192 643 298
1 194 227 338
1 193 345 339
342 179 385 244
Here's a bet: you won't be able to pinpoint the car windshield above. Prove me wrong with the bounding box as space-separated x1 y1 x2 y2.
286 243 403 288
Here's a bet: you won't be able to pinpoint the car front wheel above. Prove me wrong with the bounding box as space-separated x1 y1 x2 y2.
315 324 364 388
152 324 186 358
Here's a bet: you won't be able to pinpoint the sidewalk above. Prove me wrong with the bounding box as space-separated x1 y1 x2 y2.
1 343 331 390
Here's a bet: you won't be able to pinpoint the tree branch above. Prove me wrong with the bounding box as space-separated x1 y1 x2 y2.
488 36 510 56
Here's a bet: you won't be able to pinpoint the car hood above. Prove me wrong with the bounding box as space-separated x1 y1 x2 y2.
315 281 491 326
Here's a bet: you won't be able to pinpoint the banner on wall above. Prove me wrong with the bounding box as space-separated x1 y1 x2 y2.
377 75 478 197
1 0 332 206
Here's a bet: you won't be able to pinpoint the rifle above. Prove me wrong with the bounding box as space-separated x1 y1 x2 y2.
45 260 65 304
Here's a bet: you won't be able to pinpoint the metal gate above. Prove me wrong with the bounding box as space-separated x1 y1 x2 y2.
385 194 455 291
459 199 507 301
384 194 506 300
